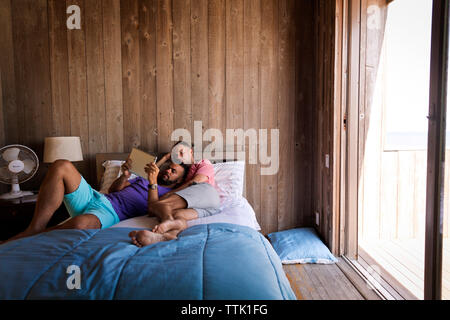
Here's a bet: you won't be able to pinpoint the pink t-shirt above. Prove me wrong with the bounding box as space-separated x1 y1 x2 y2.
185 159 216 187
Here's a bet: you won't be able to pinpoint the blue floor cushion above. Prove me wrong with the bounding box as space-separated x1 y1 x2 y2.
268 228 338 264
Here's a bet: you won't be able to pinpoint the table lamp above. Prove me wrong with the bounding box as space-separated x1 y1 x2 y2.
43 137 84 163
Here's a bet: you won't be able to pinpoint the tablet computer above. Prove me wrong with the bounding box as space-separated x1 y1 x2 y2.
128 148 157 179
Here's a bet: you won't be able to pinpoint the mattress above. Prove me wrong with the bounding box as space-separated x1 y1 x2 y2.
0 223 295 300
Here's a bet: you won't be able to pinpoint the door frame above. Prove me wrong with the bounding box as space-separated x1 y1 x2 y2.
424 0 449 301
335 0 359 259
338 0 450 299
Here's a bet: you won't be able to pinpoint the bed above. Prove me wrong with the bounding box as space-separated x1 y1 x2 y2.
0 153 295 300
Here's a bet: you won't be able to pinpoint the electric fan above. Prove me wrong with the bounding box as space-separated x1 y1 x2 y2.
0 144 39 199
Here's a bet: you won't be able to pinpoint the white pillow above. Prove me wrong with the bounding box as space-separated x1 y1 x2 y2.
99 160 137 194
212 161 245 201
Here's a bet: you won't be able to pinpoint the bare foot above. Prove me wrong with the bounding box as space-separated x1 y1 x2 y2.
128 230 167 247
152 219 187 234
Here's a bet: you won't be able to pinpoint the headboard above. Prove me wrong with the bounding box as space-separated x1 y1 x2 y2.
95 146 246 195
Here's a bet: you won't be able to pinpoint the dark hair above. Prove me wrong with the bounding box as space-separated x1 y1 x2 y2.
173 140 194 148
174 162 191 188
181 163 190 180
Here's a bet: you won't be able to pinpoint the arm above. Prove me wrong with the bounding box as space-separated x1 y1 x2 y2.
108 158 132 193
160 174 208 198
155 152 171 168
160 160 214 199
146 162 160 205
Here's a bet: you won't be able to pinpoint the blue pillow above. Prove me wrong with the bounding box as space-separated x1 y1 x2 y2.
267 228 338 264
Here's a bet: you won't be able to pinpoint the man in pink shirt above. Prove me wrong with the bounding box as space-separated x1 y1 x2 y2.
129 141 221 247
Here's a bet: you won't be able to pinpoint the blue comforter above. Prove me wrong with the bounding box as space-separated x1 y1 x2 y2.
0 223 295 300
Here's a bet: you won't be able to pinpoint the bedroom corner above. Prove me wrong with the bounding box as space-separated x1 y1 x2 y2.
0 0 447 310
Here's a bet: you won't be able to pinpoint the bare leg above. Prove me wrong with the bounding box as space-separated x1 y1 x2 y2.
148 194 187 222
6 160 82 242
127 198 191 248
44 214 101 232
153 208 197 235
128 209 195 248
1 214 101 246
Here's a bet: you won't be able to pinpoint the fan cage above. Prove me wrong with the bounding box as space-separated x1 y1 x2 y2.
0 144 40 185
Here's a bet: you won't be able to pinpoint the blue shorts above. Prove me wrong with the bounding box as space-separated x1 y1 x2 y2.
63 176 120 229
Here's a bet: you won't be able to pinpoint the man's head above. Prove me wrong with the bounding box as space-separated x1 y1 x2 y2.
157 161 190 187
171 141 194 165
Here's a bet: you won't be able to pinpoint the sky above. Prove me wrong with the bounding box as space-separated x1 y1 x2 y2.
383 0 434 134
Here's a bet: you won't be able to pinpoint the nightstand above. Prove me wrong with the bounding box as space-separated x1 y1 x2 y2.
0 193 70 241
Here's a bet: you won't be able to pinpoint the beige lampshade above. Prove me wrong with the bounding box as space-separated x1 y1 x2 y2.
43 136 84 163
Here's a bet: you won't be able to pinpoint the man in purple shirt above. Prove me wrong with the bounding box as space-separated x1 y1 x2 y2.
4 154 188 243
105 156 188 222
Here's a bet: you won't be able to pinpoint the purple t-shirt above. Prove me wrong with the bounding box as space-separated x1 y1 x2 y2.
104 177 171 221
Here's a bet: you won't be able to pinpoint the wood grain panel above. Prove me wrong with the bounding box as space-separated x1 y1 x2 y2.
156 0 174 152
313 0 338 247
314 0 324 235
0 0 18 144
413 151 427 240
325 0 336 243
191 0 209 139
48 0 71 137
10 0 53 190
139 0 157 152
173 0 192 135
295 0 314 228
278 0 296 231
243 0 261 224
67 0 90 180
85 0 107 180
379 151 399 239
397 151 416 239
225 0 244 131
11 0 52 151
208 0 226 134
121 0 141 151
260 0 279 235
0 67 4 146
103 0 124 153
0 66 5 193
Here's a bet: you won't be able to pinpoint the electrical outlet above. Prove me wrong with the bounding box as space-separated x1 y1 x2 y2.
325 154 330 168
315 211 320 225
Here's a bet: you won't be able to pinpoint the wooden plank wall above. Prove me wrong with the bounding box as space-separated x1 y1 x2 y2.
0 67 4 148
0 0 317 235
313 0 337 247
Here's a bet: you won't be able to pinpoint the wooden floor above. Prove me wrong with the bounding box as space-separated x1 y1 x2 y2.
360 238 450 300
283 261 367 300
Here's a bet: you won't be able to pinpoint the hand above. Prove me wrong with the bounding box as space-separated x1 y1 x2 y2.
145 162 159 185
121 158 132 179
